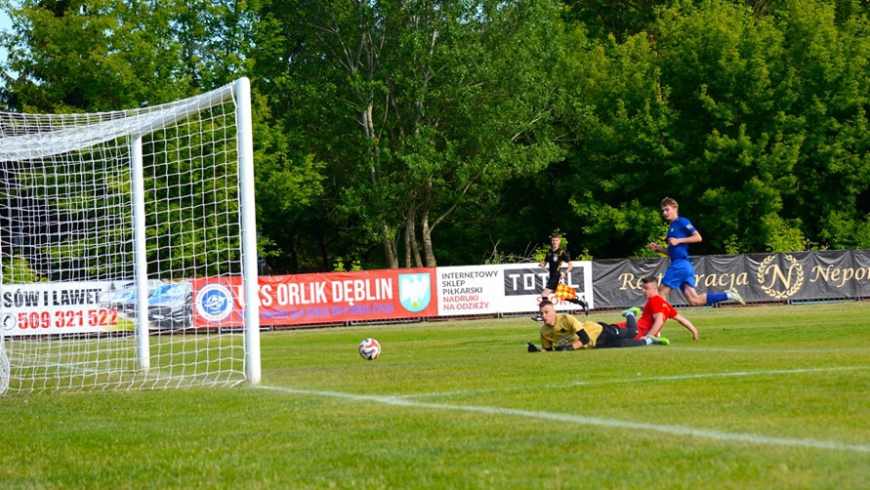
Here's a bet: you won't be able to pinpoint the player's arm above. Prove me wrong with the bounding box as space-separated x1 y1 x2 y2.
540 335 553 352
573 329 590 349
673 313 698 340
647 312 666 338
562 258 573 278
668 229 702 247
555 316 588 351
649 242 668 255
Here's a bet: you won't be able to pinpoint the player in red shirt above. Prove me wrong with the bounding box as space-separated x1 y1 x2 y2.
621 276 699 340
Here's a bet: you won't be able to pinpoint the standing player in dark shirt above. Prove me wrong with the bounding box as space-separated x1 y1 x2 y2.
540 234 572 302
532 234 586 321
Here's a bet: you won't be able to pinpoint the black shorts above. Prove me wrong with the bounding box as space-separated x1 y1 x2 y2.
546 273 560 291
605 320 638 339
596 320 641 348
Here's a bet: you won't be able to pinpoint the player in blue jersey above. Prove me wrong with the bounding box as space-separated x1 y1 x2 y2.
649 197 745 307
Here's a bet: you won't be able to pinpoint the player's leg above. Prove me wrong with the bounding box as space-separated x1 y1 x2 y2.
596 316 643 348
660 262 690 301
667 261 707 306
682 285 708 306
620 313 639 338
542 272 560 300
658 283 673 301
604 331 669 347
570 294 589 315
533 274 560 321
687 285 744 306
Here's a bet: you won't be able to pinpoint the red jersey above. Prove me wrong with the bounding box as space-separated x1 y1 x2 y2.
636 295 678 338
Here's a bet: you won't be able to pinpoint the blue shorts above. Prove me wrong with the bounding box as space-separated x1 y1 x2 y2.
661 260 695 293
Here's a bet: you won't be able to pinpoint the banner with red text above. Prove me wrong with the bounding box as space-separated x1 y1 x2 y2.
0 282 120 335
191 268 437 327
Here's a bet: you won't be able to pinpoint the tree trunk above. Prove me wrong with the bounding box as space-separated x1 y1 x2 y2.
404 220 412 268
407 212 423 267
382 223 399 268
421 210 437 267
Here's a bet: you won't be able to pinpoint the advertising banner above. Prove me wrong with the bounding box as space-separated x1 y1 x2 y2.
591 250 870 309
436 266 502 316
0 281 118 335
191 268 438 327
5 250 870 333
590 258 668 309
499 262 594 313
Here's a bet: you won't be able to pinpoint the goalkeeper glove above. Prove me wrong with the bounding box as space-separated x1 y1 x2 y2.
554 344 574 351
527 342 540 353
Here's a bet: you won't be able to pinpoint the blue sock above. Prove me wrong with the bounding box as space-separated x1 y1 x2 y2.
707 292 728 305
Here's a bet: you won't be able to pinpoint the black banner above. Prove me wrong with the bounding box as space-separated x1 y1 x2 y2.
591 250 870 309
502 267 588 297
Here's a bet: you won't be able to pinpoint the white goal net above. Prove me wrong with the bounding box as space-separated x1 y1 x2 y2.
0 78 260 394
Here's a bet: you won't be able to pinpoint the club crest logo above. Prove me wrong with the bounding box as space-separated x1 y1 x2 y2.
195 283 234 322
399 273 431 312
757 254 804 299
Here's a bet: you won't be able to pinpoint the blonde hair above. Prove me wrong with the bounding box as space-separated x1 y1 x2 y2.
661 197 678 209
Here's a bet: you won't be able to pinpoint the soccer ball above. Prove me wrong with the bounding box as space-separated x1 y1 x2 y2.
358 338 381 360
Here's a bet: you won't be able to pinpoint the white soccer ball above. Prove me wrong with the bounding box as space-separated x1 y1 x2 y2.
358 338 381 360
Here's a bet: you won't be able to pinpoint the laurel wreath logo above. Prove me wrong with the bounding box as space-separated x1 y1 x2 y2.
758 254 804 299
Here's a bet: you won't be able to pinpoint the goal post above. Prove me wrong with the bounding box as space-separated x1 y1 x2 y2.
0 77 260 394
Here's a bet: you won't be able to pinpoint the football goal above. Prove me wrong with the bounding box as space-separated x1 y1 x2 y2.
0 78 261 394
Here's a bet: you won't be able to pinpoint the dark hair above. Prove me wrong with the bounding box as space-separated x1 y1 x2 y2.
539 299 554 310
641 276 658 285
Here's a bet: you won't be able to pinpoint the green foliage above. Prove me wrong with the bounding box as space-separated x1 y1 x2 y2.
0 0 240 112
251 0 568 269
761 214 806 252
2 256 44 283
575 247 594 260
722 234 746 255
531 244 549 264
4 0 870 271
545 0 870 259
332 256 363 272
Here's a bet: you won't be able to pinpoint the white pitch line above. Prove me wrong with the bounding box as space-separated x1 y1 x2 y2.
567 365 870 387
257 384 870 454
394 365 870 400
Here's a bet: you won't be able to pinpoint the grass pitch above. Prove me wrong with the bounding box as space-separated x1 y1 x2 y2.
2 302 870 489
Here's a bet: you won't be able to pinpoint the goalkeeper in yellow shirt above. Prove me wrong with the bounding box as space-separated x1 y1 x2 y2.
528 300 669 352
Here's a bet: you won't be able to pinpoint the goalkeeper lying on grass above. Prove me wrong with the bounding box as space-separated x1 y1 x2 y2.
528 299 669 352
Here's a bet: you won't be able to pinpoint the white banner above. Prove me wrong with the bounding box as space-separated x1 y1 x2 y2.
1 282 120 335
436 262 594 316
436 266 503 316
499 262 593 313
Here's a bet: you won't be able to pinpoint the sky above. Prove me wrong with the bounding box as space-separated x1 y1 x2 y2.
0 11 9 63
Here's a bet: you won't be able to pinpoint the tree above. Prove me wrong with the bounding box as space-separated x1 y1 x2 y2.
545 0 870 257
0 0 320 277
252 0 566 268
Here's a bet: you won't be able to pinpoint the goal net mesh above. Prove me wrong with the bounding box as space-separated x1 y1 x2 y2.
0 80 255 394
